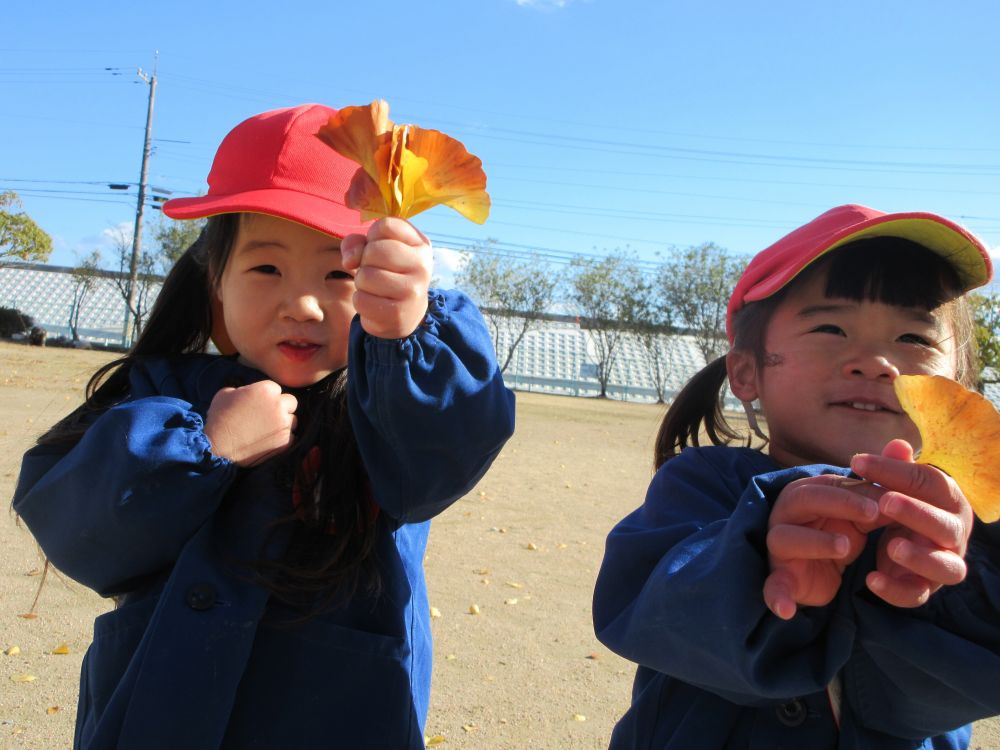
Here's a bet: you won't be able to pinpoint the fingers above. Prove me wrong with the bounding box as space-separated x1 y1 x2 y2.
341 218 431 274
763 569 799 621
879 490 967 551
770 476 881 527
768 525 852 562
866 570 934 608
851 453 963 515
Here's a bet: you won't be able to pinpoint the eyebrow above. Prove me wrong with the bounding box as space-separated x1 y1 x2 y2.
796 303 937 325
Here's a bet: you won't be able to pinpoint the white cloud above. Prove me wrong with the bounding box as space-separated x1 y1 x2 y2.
515 0 572 10
432 247 471 289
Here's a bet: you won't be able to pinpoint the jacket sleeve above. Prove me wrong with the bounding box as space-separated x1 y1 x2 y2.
841 518 1000 738
593 448 858 705
347 289 515 524
12 390 238 597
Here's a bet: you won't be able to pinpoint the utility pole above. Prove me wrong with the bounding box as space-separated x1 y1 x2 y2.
124 53 157 346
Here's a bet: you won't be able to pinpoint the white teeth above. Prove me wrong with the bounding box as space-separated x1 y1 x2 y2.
850 402 878 411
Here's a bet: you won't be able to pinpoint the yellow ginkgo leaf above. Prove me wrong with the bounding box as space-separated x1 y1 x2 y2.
894 374 1000 522
51 643 70 655
10 673 36 683
425 734 447 747
316 100 490 224
4 645 21 656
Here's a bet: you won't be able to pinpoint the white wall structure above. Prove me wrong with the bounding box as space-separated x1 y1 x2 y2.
3 263 998 410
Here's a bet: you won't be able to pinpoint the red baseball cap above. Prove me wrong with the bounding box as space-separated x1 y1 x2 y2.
162 104 373 238
726 204 993 343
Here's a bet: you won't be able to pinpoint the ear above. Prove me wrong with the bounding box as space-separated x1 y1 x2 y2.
726 349 759 403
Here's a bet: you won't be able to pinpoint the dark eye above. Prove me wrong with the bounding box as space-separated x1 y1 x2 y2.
251 265 279 275
327 270 354 281
899 333 932 346
811 323 845 336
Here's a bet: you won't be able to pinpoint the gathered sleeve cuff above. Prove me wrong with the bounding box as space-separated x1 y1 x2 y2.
348 289 515 524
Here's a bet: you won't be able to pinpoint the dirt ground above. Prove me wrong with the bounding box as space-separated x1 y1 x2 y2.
1 341 998 750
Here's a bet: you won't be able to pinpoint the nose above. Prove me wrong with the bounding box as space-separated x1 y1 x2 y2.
281 284 324 322
842 349 900 381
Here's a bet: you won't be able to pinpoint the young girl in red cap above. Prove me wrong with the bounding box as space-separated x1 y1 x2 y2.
13 103 515 750
594 205 1000 749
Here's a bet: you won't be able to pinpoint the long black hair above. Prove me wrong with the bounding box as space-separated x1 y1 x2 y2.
654 237 980 469
36 214 379 611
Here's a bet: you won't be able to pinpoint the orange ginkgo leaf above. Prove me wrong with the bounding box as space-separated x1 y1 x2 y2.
315 100 490 224
894 374 1000 522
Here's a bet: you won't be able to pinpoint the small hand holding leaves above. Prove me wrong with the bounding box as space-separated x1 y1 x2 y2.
893 374 1000 522
316 100 490 224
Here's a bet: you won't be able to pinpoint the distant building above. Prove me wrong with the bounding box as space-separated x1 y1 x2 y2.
2 263 997 409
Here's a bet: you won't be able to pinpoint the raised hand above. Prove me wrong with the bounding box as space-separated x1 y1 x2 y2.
204 380 298 467
851 439 973 608
340 217 433 339
764 474 882 620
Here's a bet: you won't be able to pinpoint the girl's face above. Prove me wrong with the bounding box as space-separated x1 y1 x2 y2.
216 214 356 387
728 271 959 468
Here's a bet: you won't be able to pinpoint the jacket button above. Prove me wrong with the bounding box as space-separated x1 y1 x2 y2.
776 699 807 727
185 583 217 611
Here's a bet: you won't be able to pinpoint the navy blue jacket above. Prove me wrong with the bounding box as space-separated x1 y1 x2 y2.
13 290 516 750
593 446 1000 750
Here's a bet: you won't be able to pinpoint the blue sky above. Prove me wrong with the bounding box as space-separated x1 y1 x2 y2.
4 0 1000 289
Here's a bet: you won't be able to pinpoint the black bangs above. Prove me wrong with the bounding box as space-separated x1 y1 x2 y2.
817 237 964 310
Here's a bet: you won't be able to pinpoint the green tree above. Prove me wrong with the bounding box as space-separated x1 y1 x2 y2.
0 191 53 264
456 245 559 373
971 291 1000 384
658 243 747 364
152 216 205 269
69 250 103 341
569 251 646 398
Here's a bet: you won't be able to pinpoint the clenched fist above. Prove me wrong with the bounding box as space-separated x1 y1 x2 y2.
204 380 298 467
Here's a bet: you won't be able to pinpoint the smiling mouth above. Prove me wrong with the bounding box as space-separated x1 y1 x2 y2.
834 401 898 414
278 341 321 361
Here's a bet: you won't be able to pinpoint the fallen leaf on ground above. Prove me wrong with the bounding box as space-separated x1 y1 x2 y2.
504 598 519 605
573 714 587 722
4 646 21 656
505 581 524 589
10 674 36 683
525 543 538 551
51 643 70 655
46 706 59 715
468 604 481 615
17 613 37 620
429 607 442 619
894 374 1000 522
425 734 446 747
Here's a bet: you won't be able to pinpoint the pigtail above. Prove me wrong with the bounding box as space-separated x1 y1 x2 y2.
654 356 747 469
35 232 215 448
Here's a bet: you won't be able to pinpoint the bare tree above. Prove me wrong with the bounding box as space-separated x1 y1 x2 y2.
658 243 746 364
456 245 559 373
68 250 102 341
568 252 646 398
632 278 674 403
109 226 161 344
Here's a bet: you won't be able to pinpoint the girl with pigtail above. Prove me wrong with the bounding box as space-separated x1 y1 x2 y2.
594 205 1000 749
14 103 515 750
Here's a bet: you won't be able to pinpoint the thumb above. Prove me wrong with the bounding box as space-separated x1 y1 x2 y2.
881 438 914 462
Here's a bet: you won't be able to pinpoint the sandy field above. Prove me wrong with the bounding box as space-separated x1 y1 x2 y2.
1 341 998 750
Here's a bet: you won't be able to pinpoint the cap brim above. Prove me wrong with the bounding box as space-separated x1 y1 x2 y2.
162 188 373 239
743 212 992 304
